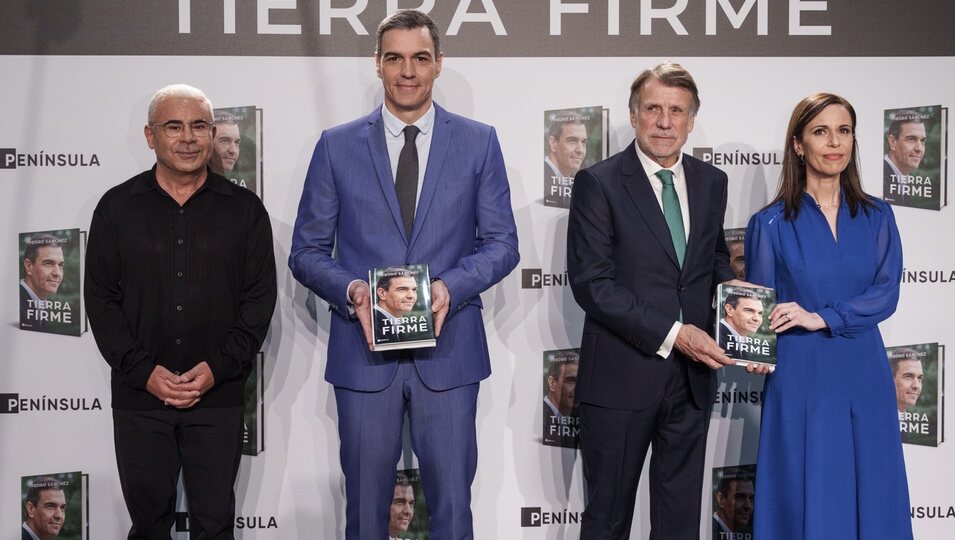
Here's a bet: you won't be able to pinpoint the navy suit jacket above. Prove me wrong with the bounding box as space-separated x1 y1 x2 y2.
290 104 519 392
883 156 909 205
19 283 32 326
567 141 733 410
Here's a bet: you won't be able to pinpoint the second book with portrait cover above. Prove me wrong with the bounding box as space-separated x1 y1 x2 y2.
369 264 436 351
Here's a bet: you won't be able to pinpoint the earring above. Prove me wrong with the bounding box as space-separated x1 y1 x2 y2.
797 154 805 166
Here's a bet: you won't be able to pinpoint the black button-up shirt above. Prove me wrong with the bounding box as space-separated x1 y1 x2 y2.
85 166 277 410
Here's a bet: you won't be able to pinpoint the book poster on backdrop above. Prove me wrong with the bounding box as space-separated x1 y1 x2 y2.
711 464 755 540
724 228 747 281
211 106 263 199
543 106 609 209
18 229 87 337
882 105 948 210
20 471 89 540
542 348 580 448
242 352 265 456
391 469 429 540
887 342 946 447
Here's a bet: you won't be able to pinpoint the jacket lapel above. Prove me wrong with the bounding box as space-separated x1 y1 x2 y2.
619 143 680 269
408 103 450 249
683 156 707 270
365 107 409 244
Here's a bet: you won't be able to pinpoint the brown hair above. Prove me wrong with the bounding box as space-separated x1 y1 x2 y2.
770 93 875 220
376 10 440 56
887 110 924 139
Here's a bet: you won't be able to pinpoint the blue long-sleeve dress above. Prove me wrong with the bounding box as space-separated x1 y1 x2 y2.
744 193 912 539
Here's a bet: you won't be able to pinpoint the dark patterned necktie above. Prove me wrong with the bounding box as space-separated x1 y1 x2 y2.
396 125 421 237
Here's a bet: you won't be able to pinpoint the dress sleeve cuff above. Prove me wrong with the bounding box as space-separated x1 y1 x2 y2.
344 279 365 318
656 321 683 359
126 357 156 390
818 307 843 337
207 352 239 385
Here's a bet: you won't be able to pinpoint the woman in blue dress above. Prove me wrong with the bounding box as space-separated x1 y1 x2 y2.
744 93 913 539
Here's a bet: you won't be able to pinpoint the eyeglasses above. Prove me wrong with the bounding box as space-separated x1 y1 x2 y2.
149 120 212 138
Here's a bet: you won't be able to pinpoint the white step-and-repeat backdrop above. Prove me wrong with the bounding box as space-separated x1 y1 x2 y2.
2 2 953 537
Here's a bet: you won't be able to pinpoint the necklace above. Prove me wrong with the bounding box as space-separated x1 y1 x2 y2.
811 193 839 210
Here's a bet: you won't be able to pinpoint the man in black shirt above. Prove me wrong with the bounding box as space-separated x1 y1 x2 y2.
85 84 276 539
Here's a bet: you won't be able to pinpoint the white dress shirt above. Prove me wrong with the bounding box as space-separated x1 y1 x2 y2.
633 144 691 359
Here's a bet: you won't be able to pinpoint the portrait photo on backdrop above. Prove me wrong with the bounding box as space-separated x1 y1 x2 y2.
711 465 755 540
18 229 86 337
541 348 580 448
20 472 87 540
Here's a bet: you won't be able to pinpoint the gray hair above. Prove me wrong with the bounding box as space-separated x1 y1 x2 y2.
628 62 701 116
147 84 213 123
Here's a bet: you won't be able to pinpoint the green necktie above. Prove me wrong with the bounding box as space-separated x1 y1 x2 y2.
656 169 686 268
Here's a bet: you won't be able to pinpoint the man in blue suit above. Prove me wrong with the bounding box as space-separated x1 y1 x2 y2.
289 10 519 539
567 63 737 538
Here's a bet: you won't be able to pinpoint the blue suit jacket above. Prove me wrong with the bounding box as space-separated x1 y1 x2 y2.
290 104 519 392
567 141 734 410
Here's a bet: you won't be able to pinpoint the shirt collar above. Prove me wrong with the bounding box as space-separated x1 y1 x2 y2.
634 142 685 180
130 165 233 197
382 103 436 138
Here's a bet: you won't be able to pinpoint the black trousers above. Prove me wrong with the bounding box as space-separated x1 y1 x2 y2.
578 358 711 539
113 406 244 540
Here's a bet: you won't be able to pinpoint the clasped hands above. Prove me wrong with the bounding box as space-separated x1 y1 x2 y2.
349 279 450 351
146 361 215 408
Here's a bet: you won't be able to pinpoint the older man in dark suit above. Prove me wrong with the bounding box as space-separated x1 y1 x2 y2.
568 62 737 539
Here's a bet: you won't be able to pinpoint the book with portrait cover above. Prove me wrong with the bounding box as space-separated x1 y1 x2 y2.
20 471 89 540
369 264 435 351
18 229 87 337
392 468 430 540
542 347 580 448
212 105 264 200
714 283 777 370
543 106 609 209
887 342 945 447
242 352 265 456
724 227 747 281
711 464 755 540
882 105 948 210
